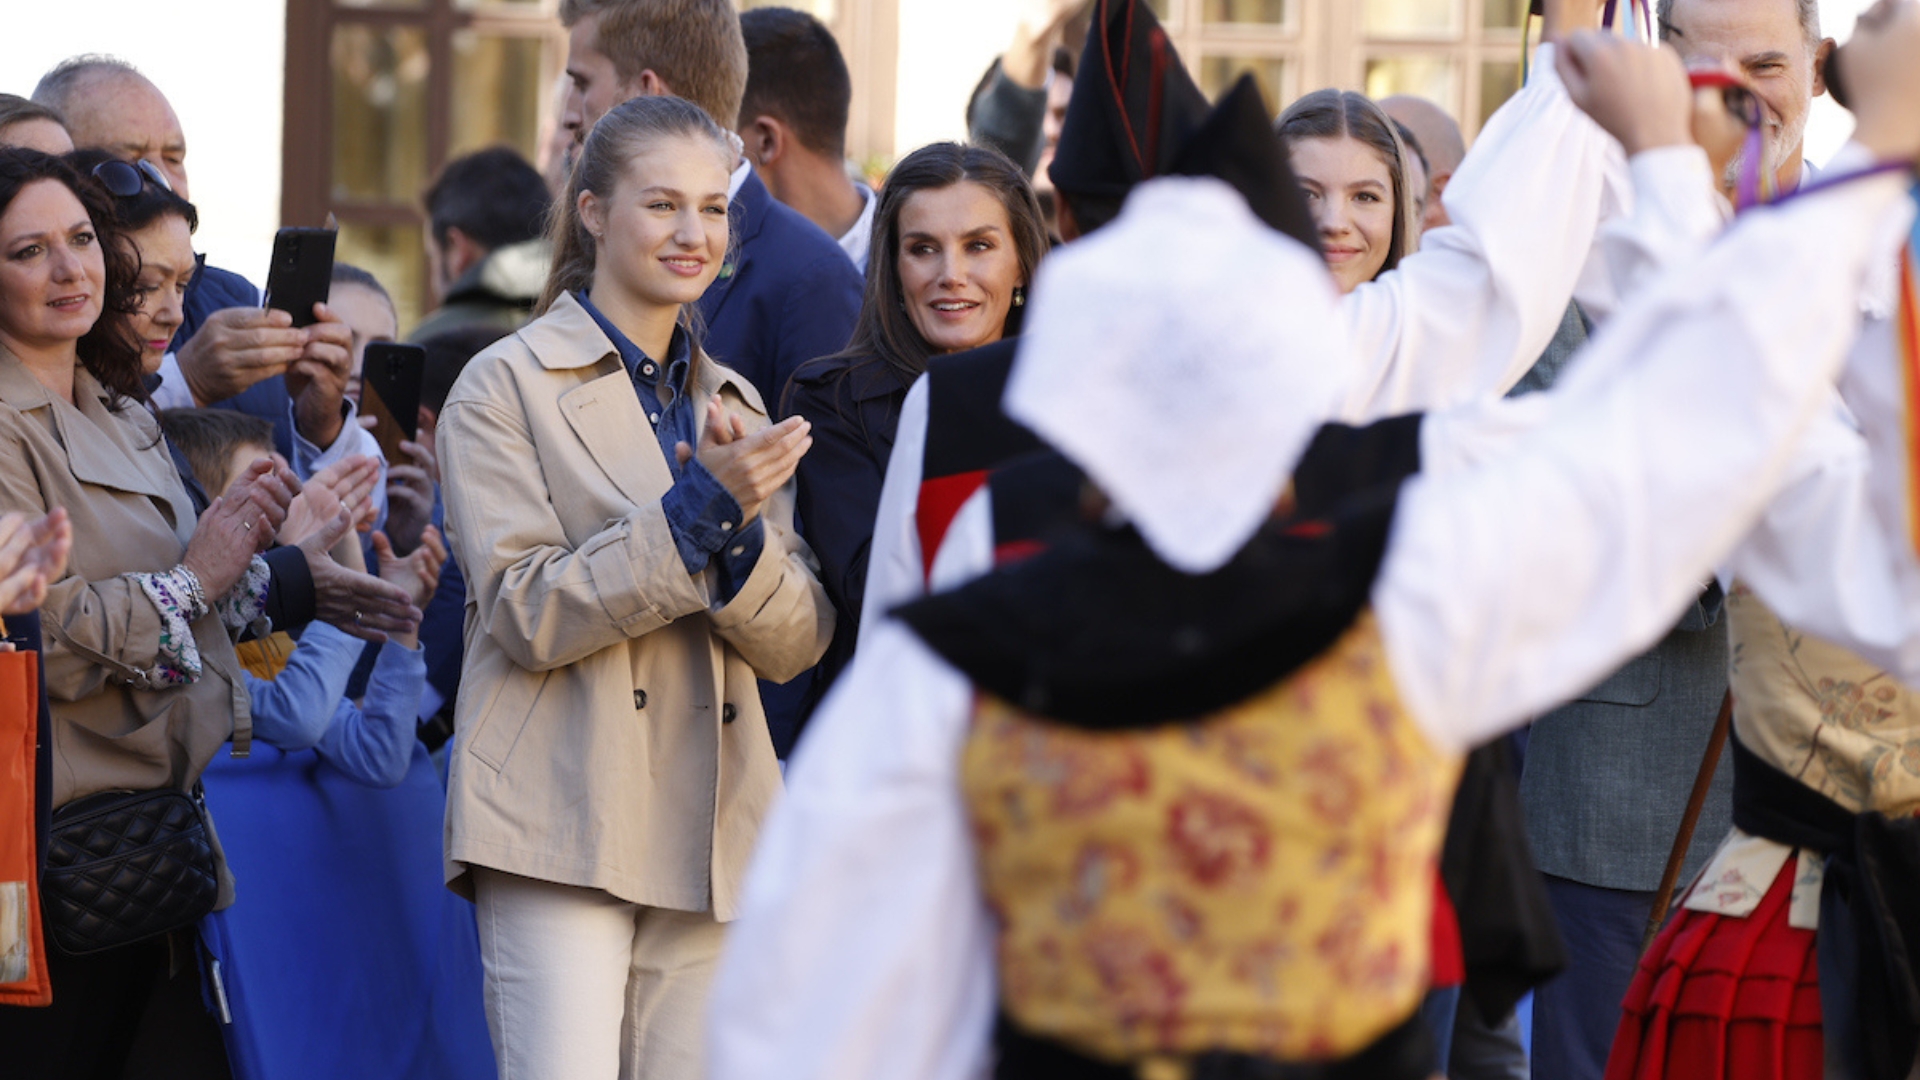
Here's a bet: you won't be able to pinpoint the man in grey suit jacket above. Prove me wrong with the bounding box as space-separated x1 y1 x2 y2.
1480 301 1732 1080
1520 592 1730 1080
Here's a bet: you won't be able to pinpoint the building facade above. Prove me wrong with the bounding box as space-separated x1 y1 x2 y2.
281 0 1529 332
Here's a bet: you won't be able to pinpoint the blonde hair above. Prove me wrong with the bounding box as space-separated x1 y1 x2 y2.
539 95 734 379
559 0 749 130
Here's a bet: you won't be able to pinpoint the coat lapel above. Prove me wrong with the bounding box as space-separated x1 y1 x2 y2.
0 358 176 505
559 371 676 512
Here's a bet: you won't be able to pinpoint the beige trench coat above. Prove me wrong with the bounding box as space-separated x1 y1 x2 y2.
437 292 833 920
0 353 248 900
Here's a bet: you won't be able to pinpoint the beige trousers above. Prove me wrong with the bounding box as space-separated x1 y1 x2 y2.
473 867 726 1080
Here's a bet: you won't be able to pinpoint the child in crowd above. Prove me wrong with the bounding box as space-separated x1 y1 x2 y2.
159 407 494 1077
157 408 446 786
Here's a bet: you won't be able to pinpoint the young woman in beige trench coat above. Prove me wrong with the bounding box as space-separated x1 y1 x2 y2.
435 96 833 1080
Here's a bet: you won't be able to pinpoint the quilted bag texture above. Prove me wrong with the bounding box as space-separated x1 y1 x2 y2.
42 788 218 955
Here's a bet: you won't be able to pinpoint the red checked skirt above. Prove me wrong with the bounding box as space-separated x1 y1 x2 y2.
1604 863 1823 1080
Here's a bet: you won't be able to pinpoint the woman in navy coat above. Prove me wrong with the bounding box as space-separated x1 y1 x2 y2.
780 143 1046 733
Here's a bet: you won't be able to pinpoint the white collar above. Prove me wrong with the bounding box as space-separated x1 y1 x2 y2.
1006 177 1349 574
837 182 877 274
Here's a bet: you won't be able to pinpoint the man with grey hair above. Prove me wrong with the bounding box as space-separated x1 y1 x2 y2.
1518 7 1833 1080
1657 0 1834 194
1380 95 1467 231
33 56 364 471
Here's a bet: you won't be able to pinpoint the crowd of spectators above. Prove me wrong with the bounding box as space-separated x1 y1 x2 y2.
0 0 1892 1079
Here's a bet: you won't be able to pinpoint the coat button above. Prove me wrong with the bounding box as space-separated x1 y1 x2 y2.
722 703 737 724
633 689 648 709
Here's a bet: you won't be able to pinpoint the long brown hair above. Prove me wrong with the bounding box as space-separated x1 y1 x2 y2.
1275 89 1419 282
838 142 1048 386
539 94 734 387
0 148 145 406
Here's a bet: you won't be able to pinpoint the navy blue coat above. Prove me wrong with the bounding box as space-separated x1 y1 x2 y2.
175 260 301 459
695 170 862 410
695 170 862 755
780 353 915 729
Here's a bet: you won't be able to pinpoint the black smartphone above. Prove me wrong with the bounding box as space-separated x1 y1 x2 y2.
361 342 426 466
262 227 336 328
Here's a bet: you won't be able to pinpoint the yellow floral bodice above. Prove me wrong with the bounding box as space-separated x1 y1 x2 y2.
959 611 1462 1065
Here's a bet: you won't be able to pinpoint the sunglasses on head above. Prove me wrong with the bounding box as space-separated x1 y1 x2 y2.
1687 70 1763 130
90 158 172 198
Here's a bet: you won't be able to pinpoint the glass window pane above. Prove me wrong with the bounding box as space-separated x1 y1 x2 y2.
1199 55 1289 117
1479 59 1522 129
451 31 548 162
336 221 426 338
1362 0 1461 36
1203 0 1290 27
1483 0 1528 29
331 24 430 202
1364 56 1457 111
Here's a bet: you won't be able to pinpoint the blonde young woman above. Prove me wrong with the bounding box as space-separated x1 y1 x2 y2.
435 95 832 1080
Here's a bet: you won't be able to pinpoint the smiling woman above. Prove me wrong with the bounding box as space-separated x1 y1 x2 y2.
64 148 200 380
778 141 1049 736
436 94 832 1080
0 148 293 1078
1277 89 1421 295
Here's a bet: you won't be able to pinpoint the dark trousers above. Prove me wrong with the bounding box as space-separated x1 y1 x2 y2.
1529 875 1655 1080
0 930 232 1080
1450 990 1530 1080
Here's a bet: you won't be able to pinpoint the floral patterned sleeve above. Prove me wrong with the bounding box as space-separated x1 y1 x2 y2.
130 566 211 688
215 556 272 636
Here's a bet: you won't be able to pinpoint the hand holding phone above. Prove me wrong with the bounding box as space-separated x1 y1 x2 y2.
361 342 426 467
263 228 336 329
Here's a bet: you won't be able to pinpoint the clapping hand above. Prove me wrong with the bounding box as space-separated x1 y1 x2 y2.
0 509 73 616
371 524 447 649
281 454 381 547
674 399 811 527
184 458 300 598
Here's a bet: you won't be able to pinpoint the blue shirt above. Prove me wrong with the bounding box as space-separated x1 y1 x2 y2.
577 291 765 600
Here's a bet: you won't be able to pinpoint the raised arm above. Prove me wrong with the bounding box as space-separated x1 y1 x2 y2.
1341 29 1720 417
1378 155 1916 754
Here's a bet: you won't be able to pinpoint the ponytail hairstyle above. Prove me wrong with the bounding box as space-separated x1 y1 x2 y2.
1274 89 1420 282
539 94 736 385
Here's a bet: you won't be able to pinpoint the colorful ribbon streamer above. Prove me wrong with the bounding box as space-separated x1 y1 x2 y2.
1900 185 1920 559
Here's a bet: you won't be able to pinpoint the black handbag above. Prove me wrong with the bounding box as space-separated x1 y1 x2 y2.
40 787 219 956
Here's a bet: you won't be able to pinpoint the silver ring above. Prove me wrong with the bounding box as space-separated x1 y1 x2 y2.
242 520 253 532
353 611 363 624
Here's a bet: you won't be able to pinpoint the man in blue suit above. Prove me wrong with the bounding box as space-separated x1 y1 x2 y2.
558 0 863 414
557 0 864 755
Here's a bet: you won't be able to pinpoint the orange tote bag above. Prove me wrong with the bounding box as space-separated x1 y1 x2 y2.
0 627 50 1007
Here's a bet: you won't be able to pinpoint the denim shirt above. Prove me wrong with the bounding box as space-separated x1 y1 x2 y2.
578 291 765 600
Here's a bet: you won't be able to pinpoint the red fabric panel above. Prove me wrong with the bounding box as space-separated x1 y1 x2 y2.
1429 869 1465 988
916 471 988 583
1606 861 1822 1080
